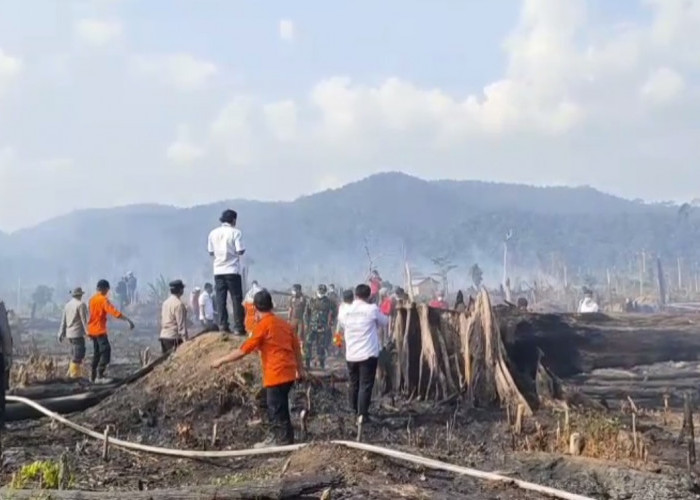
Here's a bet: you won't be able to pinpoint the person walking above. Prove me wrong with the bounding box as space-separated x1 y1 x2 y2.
288 284 307 345
87 280 135 384
126 272 138 305
189 287 201 322
198 282 216 330
244 280 263 334
160 280 188 354
211 289 304 448
338 284 389 423
208 209 246 335
58 287 89 378
303 284 336 370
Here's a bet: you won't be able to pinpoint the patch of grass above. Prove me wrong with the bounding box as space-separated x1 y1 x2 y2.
212 468 275 487
9 459 73 490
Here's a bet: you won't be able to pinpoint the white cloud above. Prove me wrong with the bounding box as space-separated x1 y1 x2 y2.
133 53 218 91
279 19 295 42
263 100 298 142
166 125 204 165
5 0 700 230
0 49 22 96
640 67 685 105
0 146 15 172
74 19 122 46
209 97 257 167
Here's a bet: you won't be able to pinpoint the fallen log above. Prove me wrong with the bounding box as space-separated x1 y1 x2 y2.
0 473 342 499
500 311 700 378
4 353 171 422
4 392 110 421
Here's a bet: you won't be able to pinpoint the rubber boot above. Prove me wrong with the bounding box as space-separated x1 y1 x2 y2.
67 361 80 379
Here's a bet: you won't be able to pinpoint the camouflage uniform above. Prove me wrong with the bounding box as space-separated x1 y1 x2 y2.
288 293 307 341
303 295 337 369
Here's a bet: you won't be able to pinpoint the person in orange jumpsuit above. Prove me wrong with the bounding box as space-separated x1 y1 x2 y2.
211 289 304 448
87 279 135 383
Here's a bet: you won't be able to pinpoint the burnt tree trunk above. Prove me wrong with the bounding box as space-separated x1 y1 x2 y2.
501 311 700 378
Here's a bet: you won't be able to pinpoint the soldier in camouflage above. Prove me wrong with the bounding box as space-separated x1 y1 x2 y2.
288 284 307 343
303 284 337 369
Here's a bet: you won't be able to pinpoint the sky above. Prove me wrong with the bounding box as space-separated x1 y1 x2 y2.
0 0 699 231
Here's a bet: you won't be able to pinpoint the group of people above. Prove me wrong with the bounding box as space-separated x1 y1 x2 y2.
205 209 391 447
115 272 138 310
2 207 391 448
211 281 390 448
58 281 135 383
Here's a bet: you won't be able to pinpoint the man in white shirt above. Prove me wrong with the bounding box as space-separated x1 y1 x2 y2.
198 282 216 329
207 209 246 335
337 284 389 422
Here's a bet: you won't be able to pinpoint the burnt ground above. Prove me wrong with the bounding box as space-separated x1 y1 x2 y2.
2 331 700 499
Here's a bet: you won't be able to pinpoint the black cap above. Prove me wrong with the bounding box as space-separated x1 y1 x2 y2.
169 280 185 292
97 279 110 290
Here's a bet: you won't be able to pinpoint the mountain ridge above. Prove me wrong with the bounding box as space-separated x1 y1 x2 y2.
0 172 693 292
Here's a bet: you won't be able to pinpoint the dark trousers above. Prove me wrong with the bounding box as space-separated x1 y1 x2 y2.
214 274 245 333
90 335 111 380
0 356 5 428
160 338 182 355
347 357 378 418
69 338 86 363
264 381 294 444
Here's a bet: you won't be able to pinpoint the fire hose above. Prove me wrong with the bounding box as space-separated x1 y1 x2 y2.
4 395 594 500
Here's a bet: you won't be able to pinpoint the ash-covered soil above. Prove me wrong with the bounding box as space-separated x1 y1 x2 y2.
2 336 700 499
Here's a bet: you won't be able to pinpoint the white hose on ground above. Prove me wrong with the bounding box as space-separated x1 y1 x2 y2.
5 395 594 500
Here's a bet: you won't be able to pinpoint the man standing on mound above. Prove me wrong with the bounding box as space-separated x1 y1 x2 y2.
208 209 246 336
211 289 304 448
88 280 135 384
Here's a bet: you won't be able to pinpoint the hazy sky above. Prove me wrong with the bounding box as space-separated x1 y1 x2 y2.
0 0 698 231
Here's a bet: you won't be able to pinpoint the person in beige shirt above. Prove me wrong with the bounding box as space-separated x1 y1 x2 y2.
58 287 89 378
160 280 188 354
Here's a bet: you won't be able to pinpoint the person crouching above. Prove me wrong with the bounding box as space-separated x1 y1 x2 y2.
211 289 304 448
160 280 189 354
58 287 89 378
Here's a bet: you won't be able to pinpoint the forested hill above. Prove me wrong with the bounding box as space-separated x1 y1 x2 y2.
0 172 695 290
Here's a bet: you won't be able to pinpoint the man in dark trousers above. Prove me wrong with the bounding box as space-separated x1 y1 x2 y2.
208 209 246 335
338 284 389 424
0 300 13 429
211 289 304 448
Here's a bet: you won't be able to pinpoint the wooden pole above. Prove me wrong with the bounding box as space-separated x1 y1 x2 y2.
657 258 667 308
102 426 111 462
685 393 696 466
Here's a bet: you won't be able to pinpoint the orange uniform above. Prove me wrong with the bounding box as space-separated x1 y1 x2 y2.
244 302 257 333
87 293 123 337
240 313 300 388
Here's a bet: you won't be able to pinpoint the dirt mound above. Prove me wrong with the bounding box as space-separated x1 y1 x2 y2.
82 333 269 446
80 333 349 448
